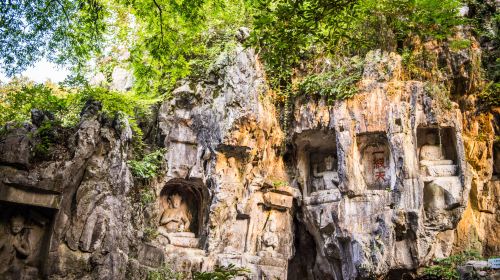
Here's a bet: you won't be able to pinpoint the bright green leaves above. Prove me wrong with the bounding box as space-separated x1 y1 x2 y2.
0 79 83 126
124 0 251 95
0 0 108 76
127 148 166 179
250 0 464 96
296 57 364 103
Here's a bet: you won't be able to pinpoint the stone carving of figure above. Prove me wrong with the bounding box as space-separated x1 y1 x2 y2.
159 194 191 233
0 215 31 277
260 218 279 256
419 132 444 162
312 155 340 191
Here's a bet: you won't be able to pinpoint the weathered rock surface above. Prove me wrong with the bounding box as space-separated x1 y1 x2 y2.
0 44 498 280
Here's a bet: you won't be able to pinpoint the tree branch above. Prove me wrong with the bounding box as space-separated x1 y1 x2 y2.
152 0 164 45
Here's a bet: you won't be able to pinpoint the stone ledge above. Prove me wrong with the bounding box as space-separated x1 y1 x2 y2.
0 185 61 209
304 189 341 205
263 192 293 209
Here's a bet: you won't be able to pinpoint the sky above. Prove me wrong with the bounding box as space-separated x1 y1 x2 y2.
0 59 70 84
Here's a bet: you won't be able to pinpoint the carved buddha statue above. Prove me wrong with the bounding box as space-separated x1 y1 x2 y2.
419 131 458 179
0 215 31 276
261 218 279 255
312 155 340 192
419 132 444 162
159 194 190 233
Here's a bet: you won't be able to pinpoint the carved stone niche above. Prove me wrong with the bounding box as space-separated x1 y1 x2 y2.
0 202 56 279
357 133 392 190
157 179 207 249
418 127 462 214
417 127 458 179
294 130 340 199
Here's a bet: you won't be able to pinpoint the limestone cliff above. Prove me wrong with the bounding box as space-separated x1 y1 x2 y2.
0 43 498 280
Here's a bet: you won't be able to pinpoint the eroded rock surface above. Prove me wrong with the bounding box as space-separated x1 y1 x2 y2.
0 46 498 280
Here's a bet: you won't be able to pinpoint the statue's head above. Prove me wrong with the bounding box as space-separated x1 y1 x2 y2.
268 218 277 232
169 194 183 209
324 156 335 170
425 132 438 145
10 215 25 234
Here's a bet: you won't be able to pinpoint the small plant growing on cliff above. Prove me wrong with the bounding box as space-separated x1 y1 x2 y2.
193 264 250 280
143 227 159 242
128 148 167 179
422 250 483 280
147 264 183 280
140 189 156 206
272 180 287 188
295 57 364 104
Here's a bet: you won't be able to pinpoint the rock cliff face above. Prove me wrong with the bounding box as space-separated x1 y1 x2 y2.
0 45 498 279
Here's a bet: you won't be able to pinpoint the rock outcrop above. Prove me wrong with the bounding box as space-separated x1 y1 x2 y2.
0 45 498 280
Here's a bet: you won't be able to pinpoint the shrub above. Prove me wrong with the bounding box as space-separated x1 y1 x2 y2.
422 250 483 280
0 79 83 127
477 82 500 109
193 264 250 280
295 57 364 103
140 189 156 206
128 148 167 179
250 0 463 92
147 265 183 280
143 227 159 242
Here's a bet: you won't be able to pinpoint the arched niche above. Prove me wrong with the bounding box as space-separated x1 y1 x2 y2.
417 127 458 178
294 130 339 197
357 133 392 190
158 179 208 237
0 201 56 279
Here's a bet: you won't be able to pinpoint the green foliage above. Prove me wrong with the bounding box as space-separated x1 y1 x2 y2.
128 148 166 179
32 120 58 158
0 79 83 126
449 39 472 51
425 82 453 110
477 81 500 109
295 57 364 103
193 264 250 280
140 188 156 206
0 78 157 128
250 0 463 91
466 0 500 83
272 180 287 188
0 79 156 156
126 0 252 95
423 250 483 280
0 0 107 75
2 0 252 96
147 265 183 280
143 227 160 242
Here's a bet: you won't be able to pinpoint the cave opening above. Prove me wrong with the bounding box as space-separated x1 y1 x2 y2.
287 210 317 280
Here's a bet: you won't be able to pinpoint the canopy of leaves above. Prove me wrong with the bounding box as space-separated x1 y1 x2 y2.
0 78 84 126
0 0 107 75
1 0 252 95
250 0 464 89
